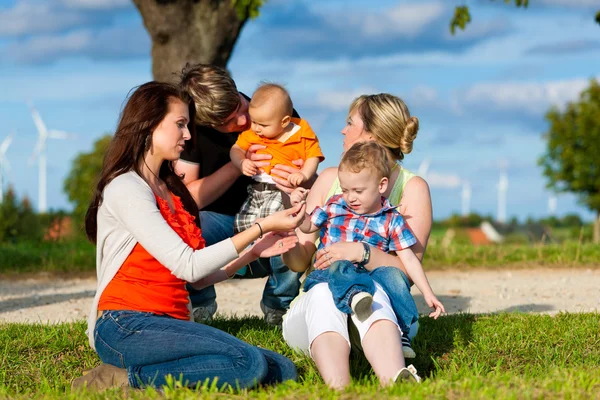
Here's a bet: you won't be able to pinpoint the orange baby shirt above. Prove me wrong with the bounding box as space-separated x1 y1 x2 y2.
98 194 206 320
235 117 324 175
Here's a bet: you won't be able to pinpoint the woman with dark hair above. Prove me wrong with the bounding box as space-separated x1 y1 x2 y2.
72 81 305 391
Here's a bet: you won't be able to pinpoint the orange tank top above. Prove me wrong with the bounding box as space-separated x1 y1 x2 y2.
98 193 205 320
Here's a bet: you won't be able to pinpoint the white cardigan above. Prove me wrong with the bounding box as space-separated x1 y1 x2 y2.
86 171 239 349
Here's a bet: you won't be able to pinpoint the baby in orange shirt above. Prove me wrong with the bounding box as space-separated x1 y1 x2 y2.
230 83 324 234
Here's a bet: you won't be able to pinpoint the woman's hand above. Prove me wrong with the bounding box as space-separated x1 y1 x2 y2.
251 231 299 258
314 242 364 270
271 160 305 194
246 144 272 173
262 201 306 232
424 294 445 319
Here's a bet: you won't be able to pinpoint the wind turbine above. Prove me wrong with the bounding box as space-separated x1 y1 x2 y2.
0 133 13 204
417 157 430 178
461 180 471 216
29 103 73 213
497 167 508 224
548 194 557 216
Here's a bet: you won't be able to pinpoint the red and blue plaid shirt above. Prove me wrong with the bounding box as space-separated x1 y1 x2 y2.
310 194 417 254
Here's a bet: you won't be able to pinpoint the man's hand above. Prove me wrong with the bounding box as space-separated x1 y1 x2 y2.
246 144 271 173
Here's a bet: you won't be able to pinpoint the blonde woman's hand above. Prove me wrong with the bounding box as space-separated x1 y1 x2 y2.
251 231 299 258
271 160 304 193
314 242 363 270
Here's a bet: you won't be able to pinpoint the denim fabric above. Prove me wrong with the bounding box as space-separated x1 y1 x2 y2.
304 261 375 314
304 260 418 334
94 310 297 389
187 211 303 310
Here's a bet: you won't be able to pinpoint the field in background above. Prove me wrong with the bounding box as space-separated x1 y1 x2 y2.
1 226 599 276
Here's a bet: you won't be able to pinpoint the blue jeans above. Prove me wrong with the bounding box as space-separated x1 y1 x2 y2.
187 211 303 310
304 260 418 334
94 310 297 389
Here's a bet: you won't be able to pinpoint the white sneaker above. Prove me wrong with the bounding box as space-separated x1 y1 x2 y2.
394 364 421 383
351 292 373 322
192 301 217 323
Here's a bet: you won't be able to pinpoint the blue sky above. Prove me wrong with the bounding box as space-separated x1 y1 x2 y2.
0 0 599 221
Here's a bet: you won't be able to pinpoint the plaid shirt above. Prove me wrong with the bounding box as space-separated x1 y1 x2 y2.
310 194 417 254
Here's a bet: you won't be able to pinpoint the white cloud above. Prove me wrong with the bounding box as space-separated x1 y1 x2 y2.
425 171 462 189
459 78 595 115
537 0 600 7
410 85 439 105
5 27 149 64
362 3 445 38
7 31 92 63
0 0 133 37
321 2 445 39
316 87 378 111
0 1 86 36
60 0 131 10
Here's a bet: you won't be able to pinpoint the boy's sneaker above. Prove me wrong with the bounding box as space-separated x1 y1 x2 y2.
393 364 421 383
401 334 416 359
260 300 286 328
351 292 374 322
192 301 218 323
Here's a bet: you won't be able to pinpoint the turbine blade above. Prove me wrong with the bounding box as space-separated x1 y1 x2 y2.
29 103 48 138
0 134 13 154
48 130 75 140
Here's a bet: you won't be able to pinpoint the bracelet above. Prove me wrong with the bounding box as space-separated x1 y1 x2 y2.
254 222 263 239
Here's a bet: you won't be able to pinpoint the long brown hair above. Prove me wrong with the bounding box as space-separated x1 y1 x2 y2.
85 81 198 243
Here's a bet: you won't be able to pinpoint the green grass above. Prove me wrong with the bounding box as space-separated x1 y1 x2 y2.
1 313 600 398
423 241 600 269
2 237 600 277
0 239 95 275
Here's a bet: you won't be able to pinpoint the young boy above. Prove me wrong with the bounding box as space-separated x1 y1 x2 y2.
230 83 324 234
291 141 444 341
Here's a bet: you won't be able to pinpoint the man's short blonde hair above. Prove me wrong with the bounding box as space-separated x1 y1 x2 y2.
339 141 392 178
179 64 241 127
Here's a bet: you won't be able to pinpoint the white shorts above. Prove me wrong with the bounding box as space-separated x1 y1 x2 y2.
282 282 402 356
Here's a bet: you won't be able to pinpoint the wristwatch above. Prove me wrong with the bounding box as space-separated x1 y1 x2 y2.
358 242 371 268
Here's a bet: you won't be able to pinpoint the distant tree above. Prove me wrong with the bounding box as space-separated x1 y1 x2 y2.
539 79 600 243
64 134 112 234
0 187 43 242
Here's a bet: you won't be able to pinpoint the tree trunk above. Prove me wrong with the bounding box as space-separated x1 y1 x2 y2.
594 211 600 244
132 0 250 83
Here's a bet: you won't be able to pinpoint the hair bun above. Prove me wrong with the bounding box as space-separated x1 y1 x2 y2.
399 116 419 155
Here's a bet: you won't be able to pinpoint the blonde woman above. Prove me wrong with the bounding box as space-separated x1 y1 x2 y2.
280 94 433 389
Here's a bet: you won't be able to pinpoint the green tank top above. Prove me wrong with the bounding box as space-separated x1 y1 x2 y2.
325 164 416 206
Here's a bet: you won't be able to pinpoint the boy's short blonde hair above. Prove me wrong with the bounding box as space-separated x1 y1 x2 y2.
339 141 392 178
251 82 293 117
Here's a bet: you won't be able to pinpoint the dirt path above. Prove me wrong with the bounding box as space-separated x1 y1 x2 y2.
1 268 599 324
